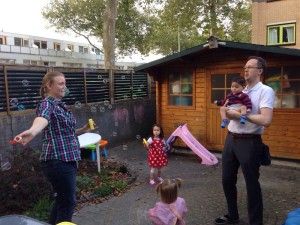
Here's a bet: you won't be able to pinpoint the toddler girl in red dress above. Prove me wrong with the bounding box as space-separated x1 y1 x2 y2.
144 124 168 185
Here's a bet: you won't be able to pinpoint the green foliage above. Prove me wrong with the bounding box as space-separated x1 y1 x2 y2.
93 184 113 197
25 197 53 222
110 180 128 191
43 0 252 57
76 175 93 190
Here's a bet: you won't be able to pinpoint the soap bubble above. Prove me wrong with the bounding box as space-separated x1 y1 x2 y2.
99 106 105 112
121 75 126 80
104 100 110 106
22 79 30 87
74 101 82 109
98 75 102 79
90 105 97 113
17 104 25 111
136 135 141 140
122 144 128 150
103 79 109 84
112 131 118 137
64 87 70 96
108 104 113 110
10 98 18 107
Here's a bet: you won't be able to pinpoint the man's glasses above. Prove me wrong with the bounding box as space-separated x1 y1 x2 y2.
243 66 262 70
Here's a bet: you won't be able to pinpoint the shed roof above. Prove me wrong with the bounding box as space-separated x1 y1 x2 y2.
135 40 300 71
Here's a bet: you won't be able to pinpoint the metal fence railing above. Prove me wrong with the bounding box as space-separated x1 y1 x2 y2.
0 64 150 113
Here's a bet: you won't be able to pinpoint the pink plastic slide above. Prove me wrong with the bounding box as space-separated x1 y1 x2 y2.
166 124 218 165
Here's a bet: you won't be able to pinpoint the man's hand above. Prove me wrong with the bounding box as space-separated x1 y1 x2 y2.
225 108 241 120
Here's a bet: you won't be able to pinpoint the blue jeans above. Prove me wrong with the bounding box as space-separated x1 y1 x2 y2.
41 160 77 225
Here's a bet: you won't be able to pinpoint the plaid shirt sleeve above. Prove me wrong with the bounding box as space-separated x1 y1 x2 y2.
36 100 54 122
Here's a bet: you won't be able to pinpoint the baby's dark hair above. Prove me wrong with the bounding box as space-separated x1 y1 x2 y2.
231 77 246 87
156 178 182 204
152 124 164 139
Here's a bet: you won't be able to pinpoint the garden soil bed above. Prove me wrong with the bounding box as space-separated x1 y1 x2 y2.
0 148 136 221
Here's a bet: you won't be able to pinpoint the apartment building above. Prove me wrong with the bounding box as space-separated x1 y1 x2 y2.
0 31 137 70
252 0 300 49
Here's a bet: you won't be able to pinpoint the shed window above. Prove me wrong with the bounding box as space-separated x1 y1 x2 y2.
265 66 300 108
267 23 296 46
211 73 241 103
168 70 193 106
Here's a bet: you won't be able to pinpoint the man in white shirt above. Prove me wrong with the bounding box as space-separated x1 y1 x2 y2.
215 56 275 225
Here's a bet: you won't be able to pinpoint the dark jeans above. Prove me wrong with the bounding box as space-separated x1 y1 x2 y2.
41 160 77 225
222 133 263 225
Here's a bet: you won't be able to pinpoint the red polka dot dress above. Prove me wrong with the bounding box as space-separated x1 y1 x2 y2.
148 137 168 168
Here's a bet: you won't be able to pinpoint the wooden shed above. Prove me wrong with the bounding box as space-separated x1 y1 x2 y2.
135 38 300 160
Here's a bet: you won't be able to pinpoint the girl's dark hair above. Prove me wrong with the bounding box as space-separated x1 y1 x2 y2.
152 124 164 139
156 178 182 204
231 77 246 87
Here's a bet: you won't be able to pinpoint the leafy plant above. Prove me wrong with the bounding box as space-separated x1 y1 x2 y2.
77 175 93 190
25 196 53 222
110 180 127 192
93 184 113 197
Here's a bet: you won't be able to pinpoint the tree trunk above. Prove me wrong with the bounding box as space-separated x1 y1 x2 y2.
103 0 118 70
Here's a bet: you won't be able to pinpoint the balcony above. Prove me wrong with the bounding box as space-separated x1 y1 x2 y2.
0 44 103 61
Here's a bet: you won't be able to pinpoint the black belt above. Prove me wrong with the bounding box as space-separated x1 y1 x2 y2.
228 131 261 139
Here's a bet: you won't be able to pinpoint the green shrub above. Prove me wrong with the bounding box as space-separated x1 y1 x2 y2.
76 175 93 190
99 169 111 182
25 196 53 222
93 184 113 197
110 180 127 192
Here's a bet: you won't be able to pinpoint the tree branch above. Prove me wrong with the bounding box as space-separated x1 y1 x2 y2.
69 27 103 53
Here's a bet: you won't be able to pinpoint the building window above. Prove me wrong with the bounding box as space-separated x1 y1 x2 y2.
14 37 22 46
23 59 31 64
267 23 296 46
23 39 29 47
54 42 61 51
66 44 74 52
41 41 47 49
211 73 241 104
0 36 7 45
264 66 300 108
168 70 194 106
62 62 82 68
92 47 101 55
33 40 41 48
79 46 89 54
49 61 56 66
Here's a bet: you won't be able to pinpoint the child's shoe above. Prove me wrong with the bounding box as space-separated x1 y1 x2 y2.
240 115 247 124
149 179 155 185
221 119 229 128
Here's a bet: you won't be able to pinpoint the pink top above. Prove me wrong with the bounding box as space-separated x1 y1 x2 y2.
148 197 187 225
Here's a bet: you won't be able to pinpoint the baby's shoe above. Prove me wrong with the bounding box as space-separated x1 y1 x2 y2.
149 179 155 185
240 115 247 124
221 119 229 128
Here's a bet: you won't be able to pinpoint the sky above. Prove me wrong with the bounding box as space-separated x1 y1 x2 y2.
0 0 162 62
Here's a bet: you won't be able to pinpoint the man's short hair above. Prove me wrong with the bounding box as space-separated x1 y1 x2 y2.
248 56 267 75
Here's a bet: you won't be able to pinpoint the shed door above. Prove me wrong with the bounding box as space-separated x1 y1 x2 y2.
206 68 242 151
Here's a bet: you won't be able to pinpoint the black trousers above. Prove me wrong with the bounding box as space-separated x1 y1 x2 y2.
41 160 77 225
222 133 263 225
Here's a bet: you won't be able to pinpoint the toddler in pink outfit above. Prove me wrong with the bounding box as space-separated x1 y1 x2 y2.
148 178 187 225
